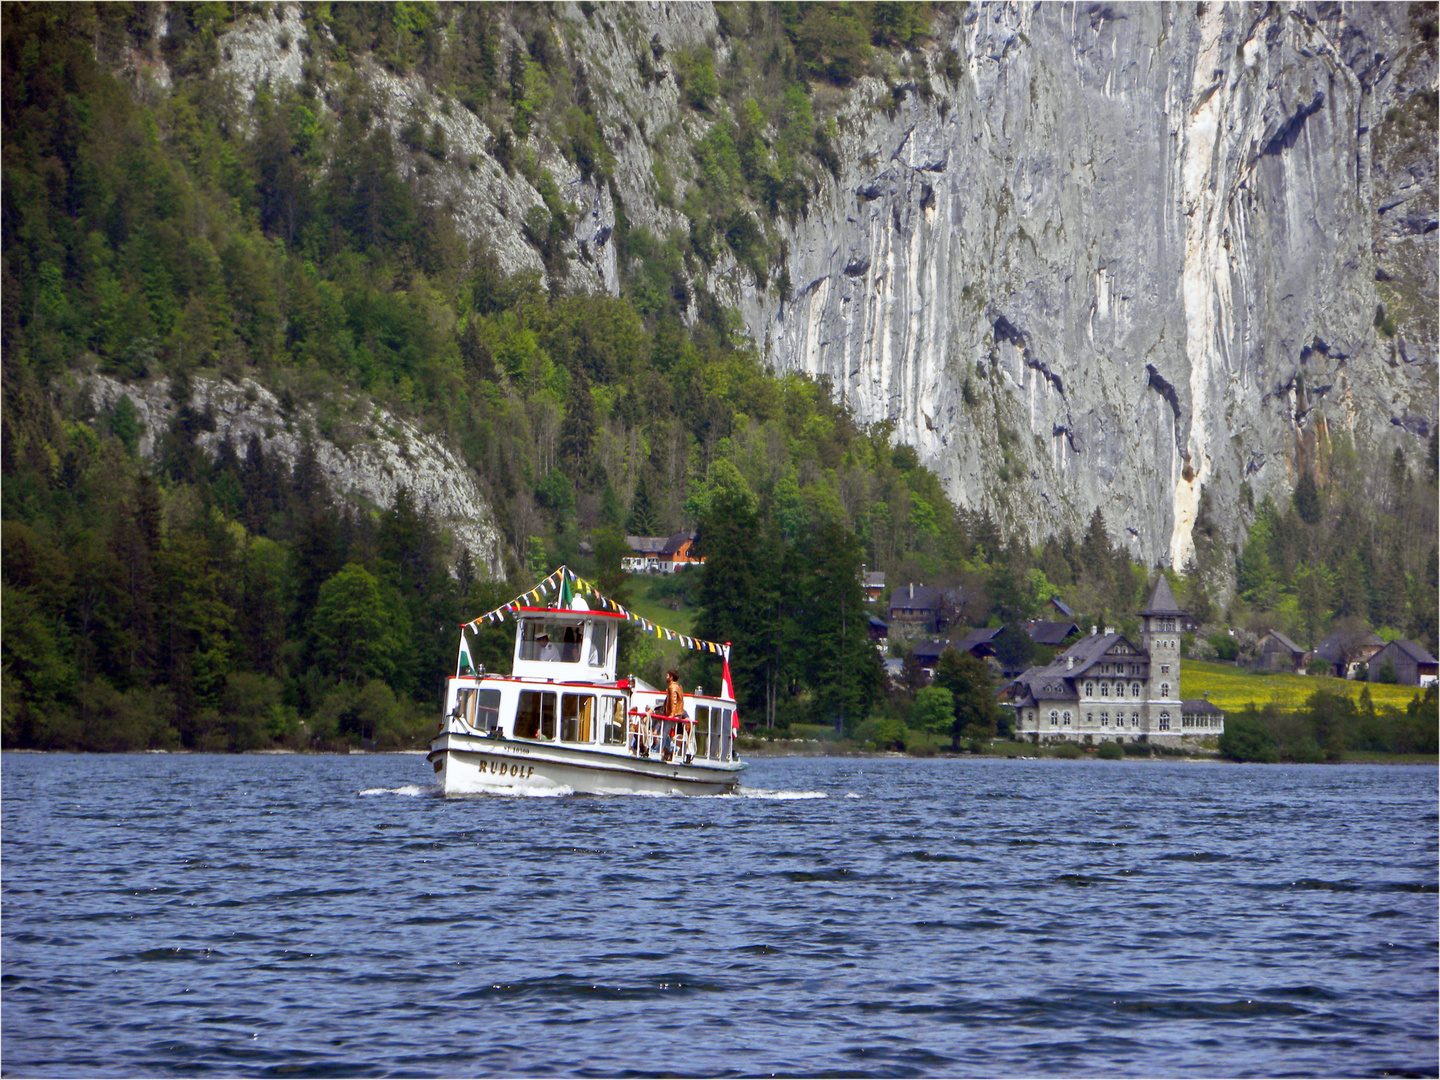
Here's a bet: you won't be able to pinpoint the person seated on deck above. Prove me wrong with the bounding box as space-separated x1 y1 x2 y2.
538 631 560 662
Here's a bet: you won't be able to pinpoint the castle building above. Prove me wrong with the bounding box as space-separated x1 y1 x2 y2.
1007 578 1224 746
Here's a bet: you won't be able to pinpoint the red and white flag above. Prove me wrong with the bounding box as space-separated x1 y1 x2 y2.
722 645 740 734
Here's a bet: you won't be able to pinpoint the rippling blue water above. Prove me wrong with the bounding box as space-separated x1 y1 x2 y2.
2 753 1435 1078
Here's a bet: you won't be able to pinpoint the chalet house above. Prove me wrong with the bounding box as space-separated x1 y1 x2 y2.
889 584 947 631
1046 596 1074 618
1024 620 1080 648
622 532 703 574
953 627 1001 658
1254 630 1306 674
867 615 889 643
1366 640 1439 687
1312 631 1384 679
861 570 887 602
1008 578 1223 747
909 639 951 675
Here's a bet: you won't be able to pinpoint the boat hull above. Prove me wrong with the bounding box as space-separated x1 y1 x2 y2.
427 730 744 796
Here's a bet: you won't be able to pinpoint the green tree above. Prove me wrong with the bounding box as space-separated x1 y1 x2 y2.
932 648 999 747
310 562 409 685
1218 711 1279 762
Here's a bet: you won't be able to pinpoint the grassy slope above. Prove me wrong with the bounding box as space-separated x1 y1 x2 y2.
1181 659 1422 713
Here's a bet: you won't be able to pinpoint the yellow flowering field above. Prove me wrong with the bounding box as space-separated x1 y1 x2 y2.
1181 659 1423 713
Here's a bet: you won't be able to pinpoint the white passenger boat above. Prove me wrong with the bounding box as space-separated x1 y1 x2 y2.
427 569 745 796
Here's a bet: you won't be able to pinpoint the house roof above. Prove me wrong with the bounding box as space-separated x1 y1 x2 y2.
1377 639 1439 665
1139 576 1185 617
1182 698 1225 715
910 639 951 662
659 530 695 556
1007 631 1143 706
1047 595 1074 617
867 615 889 630
1314 631 1384 663
626 535 668 554
954 627 1002 654
1259 629 1305 655
863 571 886 589
890 584 944 611
1026 620 1079 646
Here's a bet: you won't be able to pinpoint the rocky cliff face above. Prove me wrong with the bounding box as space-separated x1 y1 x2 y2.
82 373 506 578
201 2 1436 574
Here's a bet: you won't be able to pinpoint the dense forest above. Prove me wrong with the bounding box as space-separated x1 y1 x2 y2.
3 3 1435 755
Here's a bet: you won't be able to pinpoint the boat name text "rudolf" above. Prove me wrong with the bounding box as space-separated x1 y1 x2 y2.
481 758 534 779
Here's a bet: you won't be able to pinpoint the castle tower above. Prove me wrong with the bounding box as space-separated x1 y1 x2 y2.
1138 576 1186 734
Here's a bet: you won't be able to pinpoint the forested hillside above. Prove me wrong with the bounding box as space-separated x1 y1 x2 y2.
2 3 1435 753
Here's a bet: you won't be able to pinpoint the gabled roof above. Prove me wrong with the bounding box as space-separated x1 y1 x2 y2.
1026 620 1079 646
954 627 1001 654
1139 576 1185 617
1258 629 1305 655
1007 631 1143 704
659 530 695 556
863 571 886 589
1314 631 1384 663
1047 595 1074 617
626 535 668 554
1378 639 1439 664
890 584 944 611
910 639 951 662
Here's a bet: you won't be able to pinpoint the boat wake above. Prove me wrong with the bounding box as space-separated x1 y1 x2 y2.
732 788 827 800
358 784 432 797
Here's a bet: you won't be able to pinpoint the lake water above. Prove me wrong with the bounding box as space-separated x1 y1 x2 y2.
2 753 1435 1078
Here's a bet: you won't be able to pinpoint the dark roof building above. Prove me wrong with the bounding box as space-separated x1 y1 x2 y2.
1254 630 1306 673
1008 578 1216 745
1366 640 1439 686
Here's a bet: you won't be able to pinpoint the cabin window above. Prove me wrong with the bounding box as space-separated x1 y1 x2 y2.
520 623 579 662
589 622 612 667
452 687 477 725
516 690 557 740
560 693 595 743
475 688 502 731
601 696 626 745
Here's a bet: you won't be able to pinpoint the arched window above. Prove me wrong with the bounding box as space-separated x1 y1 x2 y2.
1130 712 1139 727
1085 682 1095 697
1159 712 1170 731
1049 710 1059 727
1131 682 1140 698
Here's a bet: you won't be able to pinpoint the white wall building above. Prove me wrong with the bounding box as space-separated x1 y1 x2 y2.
1008 578 1224 747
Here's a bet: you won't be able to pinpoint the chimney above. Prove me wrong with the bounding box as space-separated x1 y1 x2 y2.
909 583 914 599
1105 625 1114 636
1090 625 1097 637
1067 656 1075 670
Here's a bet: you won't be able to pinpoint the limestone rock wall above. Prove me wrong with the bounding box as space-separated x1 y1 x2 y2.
82 374 506 579
196 2 1436 575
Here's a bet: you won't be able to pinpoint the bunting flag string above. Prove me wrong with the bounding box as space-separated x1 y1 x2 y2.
461 565 729 657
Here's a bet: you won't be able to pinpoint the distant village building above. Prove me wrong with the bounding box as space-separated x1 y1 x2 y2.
1024 620 1080 648
861 570 887 602
1253 630 1306 674
1366 640 1439 687
888 584 947 632
621 531 703 574
1007 578 1223 748
1312 631 1384 679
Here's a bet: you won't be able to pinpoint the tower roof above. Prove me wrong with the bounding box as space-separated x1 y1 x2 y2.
1139 575 1185 617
